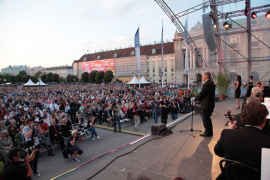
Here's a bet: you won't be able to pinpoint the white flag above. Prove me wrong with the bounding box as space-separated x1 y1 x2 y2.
134 28 140 74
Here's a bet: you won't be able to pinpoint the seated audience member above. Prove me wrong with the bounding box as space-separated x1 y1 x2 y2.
74 114 84 129
61 118 72 137
49 119 65 149
11 119 20 132
15 125 25 149
214 102 270 180
102 107 113 125
7 125 18 147
3 148 39 180
42 109 51 126
66 130 83 162
0 121 7 134
87 115 100 141
4 116 12 127
0 130 13 163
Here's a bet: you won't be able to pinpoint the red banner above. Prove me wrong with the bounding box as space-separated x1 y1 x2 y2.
83 59 115 73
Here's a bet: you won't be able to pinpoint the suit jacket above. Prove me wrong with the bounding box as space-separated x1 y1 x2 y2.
103 111 111 121
49 124 61 143
197 80 215 110
214 126 270 171
15 132 24 149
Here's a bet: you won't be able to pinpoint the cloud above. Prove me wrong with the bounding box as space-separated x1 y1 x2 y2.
138 9 146 15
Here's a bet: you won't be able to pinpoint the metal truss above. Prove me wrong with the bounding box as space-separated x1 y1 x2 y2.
174 0 245 19
204 56 270 64
155 0 208 72
218 4 270 19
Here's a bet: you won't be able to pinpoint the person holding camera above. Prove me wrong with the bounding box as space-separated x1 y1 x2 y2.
66 130 84 162
110 102 121 133
22 118 43 177
2 147 39 180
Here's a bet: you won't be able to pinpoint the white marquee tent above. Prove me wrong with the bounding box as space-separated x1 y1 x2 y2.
23 79 37 86
139 76 150 84
35 80 47 86
127 76 140 84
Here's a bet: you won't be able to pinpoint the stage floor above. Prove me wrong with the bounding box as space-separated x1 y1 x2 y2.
48 99 242 180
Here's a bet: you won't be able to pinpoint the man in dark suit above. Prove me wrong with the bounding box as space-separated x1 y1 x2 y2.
214 102 270 180
15 125 25 149
197 71 215 137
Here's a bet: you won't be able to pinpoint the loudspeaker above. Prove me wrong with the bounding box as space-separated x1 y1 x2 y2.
194 105 201 113
263 87 270 98
202 14 217 52
151 123 166 135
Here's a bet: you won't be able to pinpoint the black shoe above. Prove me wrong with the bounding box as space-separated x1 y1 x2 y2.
48 152 55 156
38 154 43 157
235 106 240 109
114 130 116 133
200 132 213 137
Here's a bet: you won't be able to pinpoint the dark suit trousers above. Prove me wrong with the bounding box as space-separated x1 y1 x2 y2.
201 109 213 135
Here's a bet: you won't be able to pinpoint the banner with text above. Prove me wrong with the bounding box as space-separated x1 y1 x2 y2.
83 59 115 73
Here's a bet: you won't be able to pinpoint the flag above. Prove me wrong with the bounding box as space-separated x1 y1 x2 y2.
134 27 140 74
184 18 189 74
161 21 164 74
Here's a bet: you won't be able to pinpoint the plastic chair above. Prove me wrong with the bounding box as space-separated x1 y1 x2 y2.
219 159 260 180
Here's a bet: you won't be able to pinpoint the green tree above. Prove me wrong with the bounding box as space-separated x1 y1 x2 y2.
46 72 53 82
19 70 27 76
51 73 59 82
11 75 18 83
0 74 3 84
95 71 105 83
35 71 42 78
31 76 38 83
66 74 72 82
69 75 78 82
88 70 98 83
16 74 22 82
3 74 11 83
22 75 31 83
59 77 65 82
104 70 114 83
81 72 89 83
41 74 47 83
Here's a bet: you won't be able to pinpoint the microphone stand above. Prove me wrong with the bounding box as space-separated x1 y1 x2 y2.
180 89 201 138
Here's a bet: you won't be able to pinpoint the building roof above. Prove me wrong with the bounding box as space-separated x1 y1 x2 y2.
2 65 27 69
74 42 174 63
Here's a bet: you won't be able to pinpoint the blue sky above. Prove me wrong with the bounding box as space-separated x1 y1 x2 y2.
0 0 268 70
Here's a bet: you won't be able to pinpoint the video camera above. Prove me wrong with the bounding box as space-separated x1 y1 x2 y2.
20 144 40 161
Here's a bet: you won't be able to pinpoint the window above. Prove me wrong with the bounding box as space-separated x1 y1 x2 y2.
153 74 155 77
165 68 167 72
171 54 174 57
171 73 174 77
230 53 237 66
147 68 149 73
230 44 237 48
165 74 167 77
252 42 258 46
252 52 259 65
147 62 149 66
153 68 155 73
171 68 174 72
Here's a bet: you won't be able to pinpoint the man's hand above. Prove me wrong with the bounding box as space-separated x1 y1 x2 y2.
24 154 30 163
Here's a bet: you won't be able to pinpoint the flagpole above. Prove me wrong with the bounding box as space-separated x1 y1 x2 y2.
161 19 164 88
138 24 140 89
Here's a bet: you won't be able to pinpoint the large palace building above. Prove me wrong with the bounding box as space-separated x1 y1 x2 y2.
73 15 270 84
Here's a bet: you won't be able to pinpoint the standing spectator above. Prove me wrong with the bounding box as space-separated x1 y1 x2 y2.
159 96 169 124
15 125 25 149
69 98 77 123
133 102 140 130
49 119 65 149
7 125 18 147
232 75 242 109
152 100 159 124
171 100 179 121
110 102 121 133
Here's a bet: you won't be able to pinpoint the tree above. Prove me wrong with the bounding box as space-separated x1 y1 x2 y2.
0 74 3 84
95 71 105 83
59 77 65 82
69 75 78 82
3 74 11 83
41 74 47 83
11 75 18 83
46 72 53 82
88 70 98 83
66 74 72 82
16 74 22 82
19 70 27 76
35 71 42 78
22 75 31 83
31 76 38 83
51 73 59 82
104 70 114 83
81 72 89 83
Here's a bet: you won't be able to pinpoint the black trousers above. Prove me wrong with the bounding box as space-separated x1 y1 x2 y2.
30 150 39 173
200 109 213 135
161 111 168 124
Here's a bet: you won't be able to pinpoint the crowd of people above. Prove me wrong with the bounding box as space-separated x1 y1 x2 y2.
0 83 197 178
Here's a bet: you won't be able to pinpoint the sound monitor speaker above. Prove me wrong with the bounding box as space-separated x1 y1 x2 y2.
263 87 270 97
194 105 201 113
151 123 166 135
202 14 217 52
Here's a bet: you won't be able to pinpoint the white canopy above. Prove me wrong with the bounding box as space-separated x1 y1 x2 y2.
139 76 150 84
23 79 37 86
127 76 140 84
35 80 47 86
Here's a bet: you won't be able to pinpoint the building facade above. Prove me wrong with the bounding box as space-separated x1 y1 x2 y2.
0 65 30 75
73 15 270 84
29 66 44 76
41 66 73 79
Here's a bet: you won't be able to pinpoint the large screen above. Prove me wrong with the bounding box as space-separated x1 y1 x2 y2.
83 59 115 73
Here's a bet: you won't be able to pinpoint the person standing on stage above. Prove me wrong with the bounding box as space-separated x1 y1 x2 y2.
197 71 215 137
232 75 242 109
